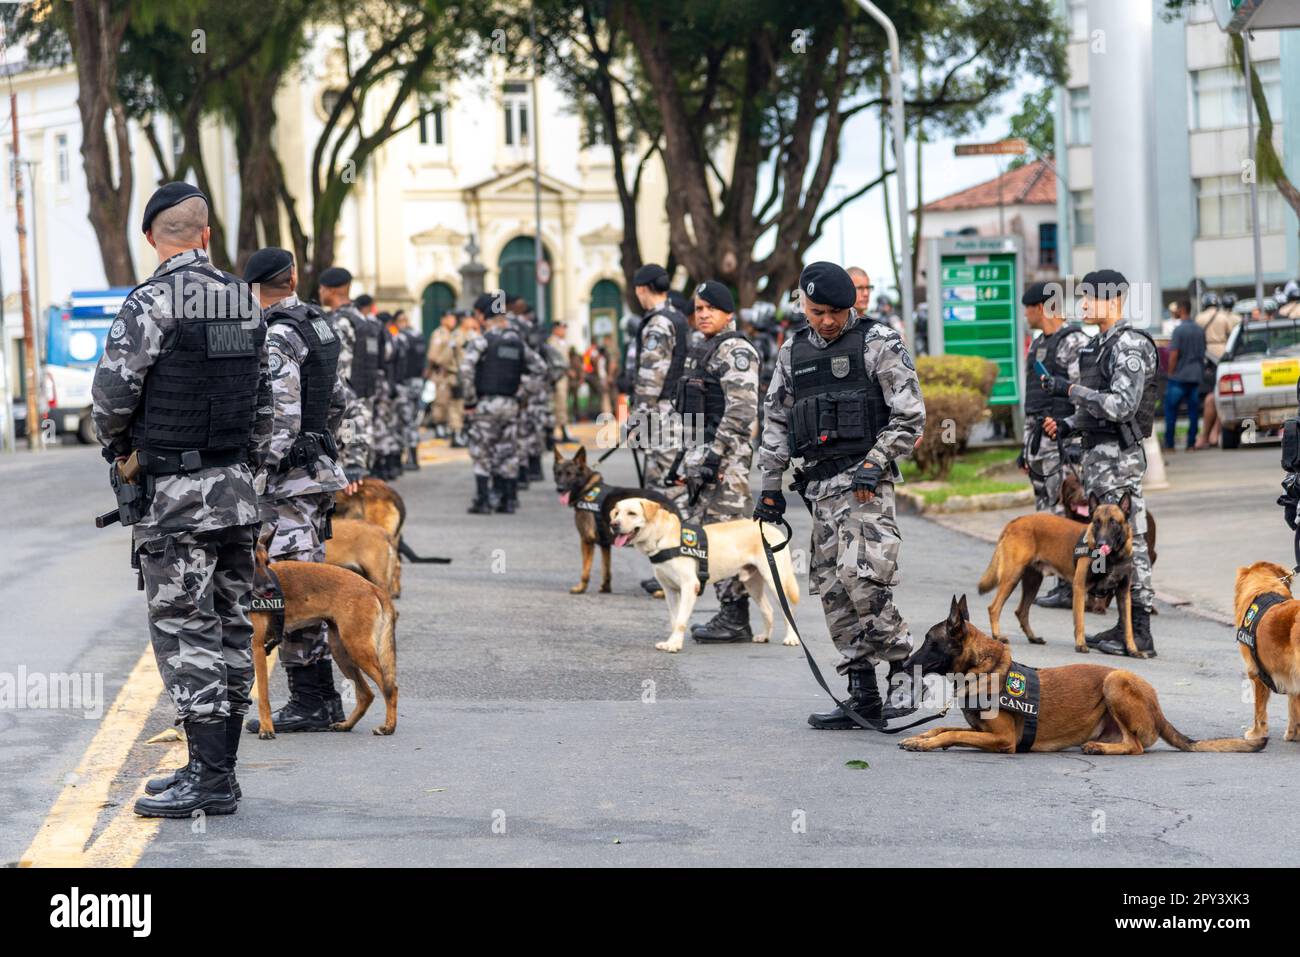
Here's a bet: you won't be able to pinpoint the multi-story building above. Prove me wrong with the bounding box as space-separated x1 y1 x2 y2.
1055 0 1300 306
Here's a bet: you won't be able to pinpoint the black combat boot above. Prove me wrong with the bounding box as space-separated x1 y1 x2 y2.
690 595 753 642
243 663 332 734
318 659 345 725
450 430 465 448
468 475 493 514
882 659 917 720
545 432 556 451
640 578 665 598
1034 579 1074 609
808 668 886 730
517 464 530 491
1096 605 1156 658
1084 608 1125 649
405 447 420 471
145 714 245 798
502 479 518 514
527 453 543 482
388 453 404 480
134 721 238 818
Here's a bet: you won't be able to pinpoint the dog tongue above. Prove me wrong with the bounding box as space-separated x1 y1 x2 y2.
1099 543 1112 556
559 491 570 506
1074 505 1089 517
613 533 630 547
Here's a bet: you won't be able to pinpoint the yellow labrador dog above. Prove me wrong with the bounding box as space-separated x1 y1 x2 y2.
608 497 800 653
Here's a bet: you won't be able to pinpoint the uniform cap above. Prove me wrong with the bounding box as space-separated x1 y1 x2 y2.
318 266 353 289
243 247 293 285
798 261 855 309
693 279 735 314
142 182 208 234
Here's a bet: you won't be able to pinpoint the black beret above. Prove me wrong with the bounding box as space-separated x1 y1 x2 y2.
633 263 669 288
243 247 293 285
354 294 375 309
667 290 689 314
318 266 352 289
142 182 208 234
693 280 735 314
1021 281 1065 307
1079 269 1128 300
474 292 506 317
798 261 855 309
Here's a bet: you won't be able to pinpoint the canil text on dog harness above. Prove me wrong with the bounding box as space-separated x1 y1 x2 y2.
1237 592 1289 694
251 565 286 653
572 481 616 545
999 661 1041 752
649 523 710 589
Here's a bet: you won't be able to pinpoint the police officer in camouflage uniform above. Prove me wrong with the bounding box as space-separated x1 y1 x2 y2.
319 268 378 484
753 262 925 729
239 248 352 734
93 183 270 817
395 309 426 469
1040 269 1158 657
506 299 549 486
668 280 762 642
360 297 401 480
461 292 546 513
1020 281 1087 609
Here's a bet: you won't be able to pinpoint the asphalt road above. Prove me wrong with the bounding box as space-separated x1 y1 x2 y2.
3 441 1297 867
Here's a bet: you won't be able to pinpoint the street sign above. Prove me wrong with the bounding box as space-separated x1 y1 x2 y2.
953 139 1027 157
926 235 1024 411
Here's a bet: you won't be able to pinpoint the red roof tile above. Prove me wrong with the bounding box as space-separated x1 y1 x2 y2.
922 158 1057 212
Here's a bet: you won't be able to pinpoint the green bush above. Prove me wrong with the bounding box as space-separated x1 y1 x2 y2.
916 354 998 398
913 384 987 480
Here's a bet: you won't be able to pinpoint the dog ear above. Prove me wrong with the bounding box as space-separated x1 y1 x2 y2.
553 445 564 463
641 498 660 522
1117 491 1132 516
947 595 961 626
1087 492 1100 514
957 594 970 622
574 446 587 465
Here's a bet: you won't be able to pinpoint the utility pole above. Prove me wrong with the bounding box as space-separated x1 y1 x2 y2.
10 91 40 451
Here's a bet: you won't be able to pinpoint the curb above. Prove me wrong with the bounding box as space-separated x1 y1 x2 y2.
897 487 1034 515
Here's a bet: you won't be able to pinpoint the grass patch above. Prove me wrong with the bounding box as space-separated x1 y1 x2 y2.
901 445 1027 506
913 478 1027 506
900 445 1020 483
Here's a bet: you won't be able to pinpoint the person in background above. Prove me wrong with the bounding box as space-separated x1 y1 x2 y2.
1163 299 1204 452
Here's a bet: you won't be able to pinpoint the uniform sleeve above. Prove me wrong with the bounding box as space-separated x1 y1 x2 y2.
334 314 356 385
863 330 926 471
460 336 485 406
1057 330 1087 382
250 321 274 470
757 340 795 490
328 374 348 434
707 339 759 461
525 342 548 381
1069 331 1151 423
91 286 170 458
633 314 674 413
264 327 305 472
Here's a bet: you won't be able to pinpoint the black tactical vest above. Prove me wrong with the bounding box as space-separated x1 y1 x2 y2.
267 302 340 435
475 331 525 396
1024 325 1084 419
674 330 752 443
636 304 689 401
347 311 382 398
1075 326 1157 445
385 329 405 383
788 322 888 461
404 332 427 379
130 260 264 457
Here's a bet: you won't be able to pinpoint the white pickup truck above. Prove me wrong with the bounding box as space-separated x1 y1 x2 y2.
13 364 97 444
1213 317 1300 448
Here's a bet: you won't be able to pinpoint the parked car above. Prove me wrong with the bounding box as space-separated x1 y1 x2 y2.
12 364 97 444
1213 316 1300 449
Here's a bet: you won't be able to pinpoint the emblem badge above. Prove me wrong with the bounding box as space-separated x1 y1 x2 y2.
681 529 698 548
110 318 127 340
1006 671 1027 697
831 356 850 378
805 281 815 297
734 352 750 371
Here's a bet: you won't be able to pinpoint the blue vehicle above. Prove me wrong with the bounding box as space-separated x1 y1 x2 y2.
45 287 133 369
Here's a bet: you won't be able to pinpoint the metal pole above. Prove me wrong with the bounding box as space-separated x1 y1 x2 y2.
1242 31 1266 313
0 233 12 454
529 4 546 327
834 184 846 263
853 0 914 350
10 92 40 450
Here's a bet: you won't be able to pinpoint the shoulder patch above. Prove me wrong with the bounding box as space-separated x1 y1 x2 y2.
644 334 660 352
1125 355 1143 374
733 351 750 372
269 352 284 374
109 318 127 340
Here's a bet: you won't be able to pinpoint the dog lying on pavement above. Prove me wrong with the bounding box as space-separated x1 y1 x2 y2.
607 497 800 653
978 495 1147 656
1233 561 1300 743
896 595 1264 754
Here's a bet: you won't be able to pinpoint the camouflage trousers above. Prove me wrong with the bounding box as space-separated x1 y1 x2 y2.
680 452 752 603
372 381 401 458
636 402 684 504
1081 440 1154 611
137 523 257 725
266 492 334 667
400 379 423 449
468 395 520 478
1024 418 1069 514
516 385 545 461
337 394 373 475
807 482 913 673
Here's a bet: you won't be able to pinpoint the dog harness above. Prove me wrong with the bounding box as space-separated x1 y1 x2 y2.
251 565 286 654
1237 592 1289 694
999 661 1041 752
649 523 710 589
572 480 616 545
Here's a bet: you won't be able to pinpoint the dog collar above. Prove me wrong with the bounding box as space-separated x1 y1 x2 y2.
1238 592 1288 694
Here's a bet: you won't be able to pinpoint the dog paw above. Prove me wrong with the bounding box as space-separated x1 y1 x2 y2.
654 640 682 653
373 725 395 736
1027 636 1046 645
330 722 352 732
599 583 611 593
570 583 588 594
898 736 931 751
752 634 770 643
1246 726 1269 742
258 729 276 741
993 635 1009 645
1081 741 1105 755
1282 728 1297 742
783 636 801 647
1075 645 1090 654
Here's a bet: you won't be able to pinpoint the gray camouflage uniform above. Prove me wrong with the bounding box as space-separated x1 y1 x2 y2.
758 314 925 674
329 303 372 476
371 328 400 466
1064 320 1157 611
681 320 760 603
1025 326 1086 513
632 303 686 500
92 248 270 726
260 294 349 667
461 326 547 479
509 315 548 465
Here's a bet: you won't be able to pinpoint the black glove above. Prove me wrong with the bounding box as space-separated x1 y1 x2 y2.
1280 473 1300 530
688 449 721 486
753 489 786 523
1015 450 1026 471
343 465 364 485
851 462 884 495
1041 374 1072 398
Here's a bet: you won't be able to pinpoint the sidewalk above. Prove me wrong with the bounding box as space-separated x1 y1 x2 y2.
929 441 1290 621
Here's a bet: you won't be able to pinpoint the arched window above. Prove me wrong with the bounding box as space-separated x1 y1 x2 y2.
497 236 552 322
421 281 456 336
589 279 623 351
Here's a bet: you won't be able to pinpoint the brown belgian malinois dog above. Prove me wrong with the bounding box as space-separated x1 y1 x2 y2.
978 494 1146 656
251 547 398 739
897 595 1265 754
334 477 404 538
553 446 614 594
325 517 401 599
1233 561 1300 743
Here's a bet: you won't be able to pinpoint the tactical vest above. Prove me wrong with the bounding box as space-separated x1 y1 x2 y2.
348 312 382 398
385 329 405 384
130 259 264 460
636 304 689 401
267 302 340 436
1074 326 1157 446
1024 325 1084 419
788 322 888 462
674 330 751 444
404 333 427 379
475 331 524 396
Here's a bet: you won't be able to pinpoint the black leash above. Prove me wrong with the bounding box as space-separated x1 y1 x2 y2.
757 517 948 735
